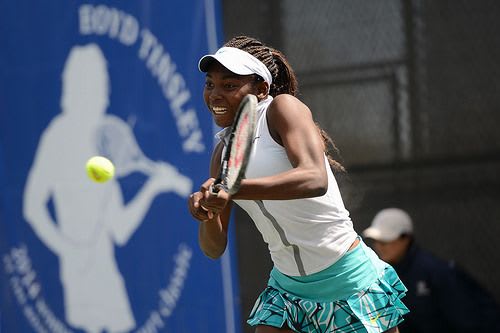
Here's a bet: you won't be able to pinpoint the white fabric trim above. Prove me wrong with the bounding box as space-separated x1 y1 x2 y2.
199 47 273 86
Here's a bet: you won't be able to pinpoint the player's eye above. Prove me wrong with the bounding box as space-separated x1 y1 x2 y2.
224 82 238 89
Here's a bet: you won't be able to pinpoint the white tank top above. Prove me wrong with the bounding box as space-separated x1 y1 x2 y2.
218 96 357 276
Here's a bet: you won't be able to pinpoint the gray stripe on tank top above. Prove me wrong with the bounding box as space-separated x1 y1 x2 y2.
255 200 306 276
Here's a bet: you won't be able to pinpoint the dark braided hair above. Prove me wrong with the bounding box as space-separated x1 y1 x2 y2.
224 36 344 172
224 36 298 97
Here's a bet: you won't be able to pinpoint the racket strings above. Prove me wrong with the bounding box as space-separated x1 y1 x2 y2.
225 106 255 189
95 118 153 177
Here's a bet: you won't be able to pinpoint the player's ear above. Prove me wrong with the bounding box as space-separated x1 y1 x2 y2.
256 81 269 100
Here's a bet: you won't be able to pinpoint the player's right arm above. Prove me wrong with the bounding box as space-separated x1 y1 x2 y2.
188 141 232 259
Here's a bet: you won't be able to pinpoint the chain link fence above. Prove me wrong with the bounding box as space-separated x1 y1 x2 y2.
222 1 500 331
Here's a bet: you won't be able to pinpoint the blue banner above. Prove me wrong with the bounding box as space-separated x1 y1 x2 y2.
0 1 241 332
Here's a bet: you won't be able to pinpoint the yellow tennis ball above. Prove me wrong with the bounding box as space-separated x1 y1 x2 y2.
86 156 115 183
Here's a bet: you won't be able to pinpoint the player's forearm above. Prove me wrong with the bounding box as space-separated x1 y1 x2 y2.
198 217 227 259
233 166 327 200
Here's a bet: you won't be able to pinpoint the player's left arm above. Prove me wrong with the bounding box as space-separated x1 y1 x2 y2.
191 141 233 259
233 94 328 200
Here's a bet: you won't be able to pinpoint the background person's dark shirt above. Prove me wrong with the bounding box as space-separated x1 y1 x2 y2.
395 242 500 333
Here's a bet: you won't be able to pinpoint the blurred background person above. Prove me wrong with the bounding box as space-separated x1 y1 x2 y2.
362 208 500 333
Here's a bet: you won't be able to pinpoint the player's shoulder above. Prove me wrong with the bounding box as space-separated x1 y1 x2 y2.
268 94 311 118
270 93 303 107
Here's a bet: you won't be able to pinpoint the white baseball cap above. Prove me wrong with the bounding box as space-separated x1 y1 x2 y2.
362 208 414 242
198 47 273 86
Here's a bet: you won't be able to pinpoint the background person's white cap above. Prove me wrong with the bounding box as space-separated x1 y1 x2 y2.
198 47 273 86
362 208 414 242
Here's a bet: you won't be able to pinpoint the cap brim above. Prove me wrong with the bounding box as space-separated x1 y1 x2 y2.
362 227 398 242
198 55 216 72
197 47 273 87
198 53 256 76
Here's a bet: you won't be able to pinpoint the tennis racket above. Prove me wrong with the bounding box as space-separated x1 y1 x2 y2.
95 115 156 177
212 94 258 195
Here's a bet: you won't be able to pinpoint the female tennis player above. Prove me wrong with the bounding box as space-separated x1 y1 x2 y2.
188 36 409 333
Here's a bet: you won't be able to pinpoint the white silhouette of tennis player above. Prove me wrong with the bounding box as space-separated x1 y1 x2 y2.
23 44 192 333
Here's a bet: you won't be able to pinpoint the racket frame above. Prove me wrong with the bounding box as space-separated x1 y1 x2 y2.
213 94 257 195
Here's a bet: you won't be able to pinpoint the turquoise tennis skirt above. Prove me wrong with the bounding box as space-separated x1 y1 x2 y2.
247 239 409 332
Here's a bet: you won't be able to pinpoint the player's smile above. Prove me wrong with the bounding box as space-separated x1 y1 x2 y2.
210 106 228 115
209 103 235 128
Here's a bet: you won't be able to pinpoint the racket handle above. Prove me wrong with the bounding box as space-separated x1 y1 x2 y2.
209 181 228 195
209 183 219 195
211 160 227 194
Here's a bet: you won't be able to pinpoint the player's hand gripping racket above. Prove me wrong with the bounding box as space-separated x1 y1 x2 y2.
211 94 258 195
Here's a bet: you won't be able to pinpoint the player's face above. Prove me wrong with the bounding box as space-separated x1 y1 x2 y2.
203 62 259 128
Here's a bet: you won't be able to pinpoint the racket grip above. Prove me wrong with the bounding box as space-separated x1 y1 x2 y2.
209 183 219 195
209 179 227 195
